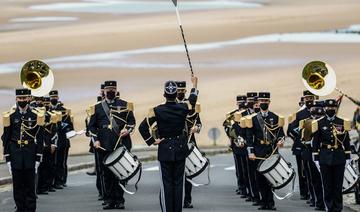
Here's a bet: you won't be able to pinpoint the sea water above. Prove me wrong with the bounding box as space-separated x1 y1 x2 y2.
30 0 262 14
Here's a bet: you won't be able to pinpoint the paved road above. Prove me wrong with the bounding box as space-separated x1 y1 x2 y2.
0 149 354 212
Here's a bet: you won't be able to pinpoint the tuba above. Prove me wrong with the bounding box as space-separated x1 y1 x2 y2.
20 60 54 97
302 61 358 105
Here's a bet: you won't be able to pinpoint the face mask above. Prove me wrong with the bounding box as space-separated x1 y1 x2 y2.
18 101 28 109
259 103 269 111
247 102 254 109
51 99 58 106
106 91 116 100
305 100 313 109
325 109 336 118
177 93 185 101
37 103 44 107
254 108 261 113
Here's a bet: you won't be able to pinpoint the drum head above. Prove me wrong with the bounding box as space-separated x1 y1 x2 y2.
103 147 126 166
258 154 280 173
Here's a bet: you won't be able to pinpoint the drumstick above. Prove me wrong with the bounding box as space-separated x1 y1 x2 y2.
255 157 267 161
98 146 107 151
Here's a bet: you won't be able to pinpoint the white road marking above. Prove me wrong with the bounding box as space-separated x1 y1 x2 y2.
143 166 159 171
224 166 235 171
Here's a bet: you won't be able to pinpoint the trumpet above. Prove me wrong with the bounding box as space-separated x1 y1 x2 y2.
302 61 358 104
20 60 54 97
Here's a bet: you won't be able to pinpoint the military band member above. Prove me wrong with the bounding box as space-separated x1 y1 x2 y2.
228 95 251 198
2 88 44 212
243 92 261 204
288 91 325 210
287 96 309 200
312 99 352 212
49 90 74 189
88 81 136 210
138 76 198 212
247 92 285 210
175 80 202 209
223 95 247 196
352 105 360 204
35 97 59 195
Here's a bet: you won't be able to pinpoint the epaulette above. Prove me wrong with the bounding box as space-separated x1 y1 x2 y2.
2 110 14 127
88 104 95 116
239 117 246 128
66 109 71 116
195 102 201 113
311 117 324 133
48 111 58 124
288 113 296 124
32 108 45 116
127 102 134 112
275 113 285 127
148 107 156 118
55 111 62 122
342 118 351 131
299 119 305 130
234 112 242 122
37 112 45 126
226 109 238 119
245 113 257 128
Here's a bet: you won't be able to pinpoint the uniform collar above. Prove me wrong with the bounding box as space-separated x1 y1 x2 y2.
326 115 336 121
17 106 29 114
261 111 269 117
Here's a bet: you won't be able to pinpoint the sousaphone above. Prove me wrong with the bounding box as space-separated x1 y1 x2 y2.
20 60 54 97
302 61 358 105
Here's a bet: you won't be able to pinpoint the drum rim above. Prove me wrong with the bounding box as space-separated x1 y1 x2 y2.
186 158 209 179
271 168 295 190
103 147 126 166
257 154 281 174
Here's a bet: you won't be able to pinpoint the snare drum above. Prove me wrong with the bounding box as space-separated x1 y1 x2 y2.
343 159 359 194
103 146 141 182
257 154 295 189
185 144 209 179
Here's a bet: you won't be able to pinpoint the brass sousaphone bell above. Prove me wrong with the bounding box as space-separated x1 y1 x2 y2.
20 60 54 97
302 61 337 96
302 61 359 105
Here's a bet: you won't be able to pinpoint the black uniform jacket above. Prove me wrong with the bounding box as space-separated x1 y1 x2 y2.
2 107 44 170
246 111 285 158
88 98 135 151
138 88 198 162
312 116 351 166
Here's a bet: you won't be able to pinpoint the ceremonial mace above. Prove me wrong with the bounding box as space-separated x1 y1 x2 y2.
171 0 194 76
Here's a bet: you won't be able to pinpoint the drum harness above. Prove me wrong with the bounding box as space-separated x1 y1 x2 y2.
257 114 296 200
102 101 142 195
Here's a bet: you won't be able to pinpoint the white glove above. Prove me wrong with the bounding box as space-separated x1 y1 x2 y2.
35 162 40 174
314 161 321 172
6 162 12 175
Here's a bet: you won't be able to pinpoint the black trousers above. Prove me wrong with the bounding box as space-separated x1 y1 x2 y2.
38 150 52 191
304 160 324 208
184 178 192 204
255 161 274 207
320 164 345 212
63 146 69 185
233 154 249 194
12 169 36 212
54 147 66 186
159 160 186 212
94 150 104 196
98 151 124 204
247 159 260 200
295 155 309 197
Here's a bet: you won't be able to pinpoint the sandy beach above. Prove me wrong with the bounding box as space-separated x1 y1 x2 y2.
1 0 360 156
